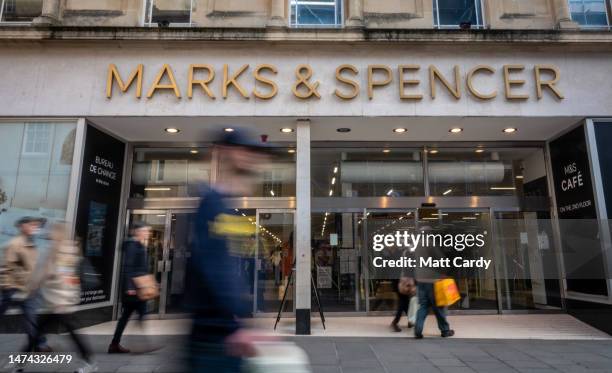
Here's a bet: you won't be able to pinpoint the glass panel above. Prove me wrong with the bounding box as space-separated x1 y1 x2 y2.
165 212 197 314
255 212 294 313
1 0 43 23
0 121 76 249
130 148 211 198
312 147 424 197
569 0 609 27
126 213 167 314
417 208 496 310
312 212 366 312
494 211 562 310
366 210 417 312
290 0 342 27
434 0 482 28
146 0 192 25
428 148 545 197
242 149 296 198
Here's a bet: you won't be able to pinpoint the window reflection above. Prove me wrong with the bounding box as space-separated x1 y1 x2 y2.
0 0 43 23
144 0 193 26
290 0 342 27
569 0 609 27
434 0 484 29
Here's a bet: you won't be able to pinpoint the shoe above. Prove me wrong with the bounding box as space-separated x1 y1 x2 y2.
108 343 130 354
35 344 53 352
441 330 455 338
390 323 402 332
414 334 423 339
407 322 414 329
75 361 98 373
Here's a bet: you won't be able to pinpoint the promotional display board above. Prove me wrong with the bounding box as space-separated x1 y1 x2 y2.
549 125 607 296
75 125 125 304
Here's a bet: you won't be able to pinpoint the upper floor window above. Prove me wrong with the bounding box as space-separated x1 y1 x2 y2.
0 0 42 24
144 0 193 27
290 0 343 28
569 0 610 27
434 0 484 29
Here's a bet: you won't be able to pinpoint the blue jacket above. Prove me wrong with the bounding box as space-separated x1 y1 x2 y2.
187 188 247 341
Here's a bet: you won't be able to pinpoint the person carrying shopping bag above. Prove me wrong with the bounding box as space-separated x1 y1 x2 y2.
413 224 456 339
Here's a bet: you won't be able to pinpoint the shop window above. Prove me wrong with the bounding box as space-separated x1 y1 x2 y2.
22 123 51 156
290 0 343 28
0 121 77 248
568 0 610 27
0 0 42 23
311 147 425 197
433 0 484 29
130 147 296 198
144 0 193 27
427 148 545 197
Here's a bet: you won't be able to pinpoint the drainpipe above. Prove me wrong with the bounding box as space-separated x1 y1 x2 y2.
33 0 61 25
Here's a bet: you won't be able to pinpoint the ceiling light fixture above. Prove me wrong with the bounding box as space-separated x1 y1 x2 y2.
429 149 439 154
288 149 296 154
165 128 180 134
503 127 517 134
144 187 171 191
515 175 524 179
383 149 391 153
333 166 338 174
329 190 333 196
331 177 336 185
190 149 199 154
224 128 234 132
386 189 394 196
443 189 453 195
280 128 294 133
490 187 517 190
393 128 407 133
475 149 485 153
449 127 463 134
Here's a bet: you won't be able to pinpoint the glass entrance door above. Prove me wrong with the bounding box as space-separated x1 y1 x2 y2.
417 208 497 310
254 210 295 314
126 210 196 317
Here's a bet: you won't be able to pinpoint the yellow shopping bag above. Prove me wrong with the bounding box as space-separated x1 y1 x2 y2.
434 279 461 307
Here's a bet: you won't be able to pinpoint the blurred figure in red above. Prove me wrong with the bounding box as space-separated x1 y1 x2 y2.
27 222 97 373
0 217 50 353
186 129 271 372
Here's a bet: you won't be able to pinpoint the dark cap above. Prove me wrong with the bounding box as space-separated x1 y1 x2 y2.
15 216 46 227
214 128 269 151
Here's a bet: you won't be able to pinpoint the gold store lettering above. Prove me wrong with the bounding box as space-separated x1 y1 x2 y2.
106 63 564 101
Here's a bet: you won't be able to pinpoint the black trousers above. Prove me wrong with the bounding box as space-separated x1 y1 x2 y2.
392 293 411 325
26 313 92 362
112 297 146 344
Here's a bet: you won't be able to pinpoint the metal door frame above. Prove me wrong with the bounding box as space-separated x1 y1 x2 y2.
253 208 296 317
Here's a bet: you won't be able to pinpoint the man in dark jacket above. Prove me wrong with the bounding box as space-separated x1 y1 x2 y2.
187 130 270 372
108 222 151 353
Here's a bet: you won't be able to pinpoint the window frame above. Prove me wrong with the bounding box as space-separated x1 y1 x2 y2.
142 0 194 27
433 0 486 29
21 123 53 156
289 0 344 28
568 0 612 29
0 0 43 25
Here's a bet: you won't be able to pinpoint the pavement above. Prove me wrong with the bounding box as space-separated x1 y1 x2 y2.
0 315 611 373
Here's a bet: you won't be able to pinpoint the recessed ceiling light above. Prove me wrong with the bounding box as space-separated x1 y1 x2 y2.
288 149 296 154
224 128 234 132
337 128 351 133
165 128 180 134
190 149 199 154
503 127 517 134
443 189 452 195
280 128 294 133
449 128 463 134
475 149 485 153
383 149 391 153
393 128 407 133
516 175 524 179
429 149 439 154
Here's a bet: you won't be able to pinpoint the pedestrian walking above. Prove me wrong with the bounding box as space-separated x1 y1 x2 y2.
0 216 50 352
186 129 272 372
413 225 455 339
26 223 97 373
108 222 155 354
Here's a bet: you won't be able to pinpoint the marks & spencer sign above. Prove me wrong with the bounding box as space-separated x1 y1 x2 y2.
106 63 564 102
